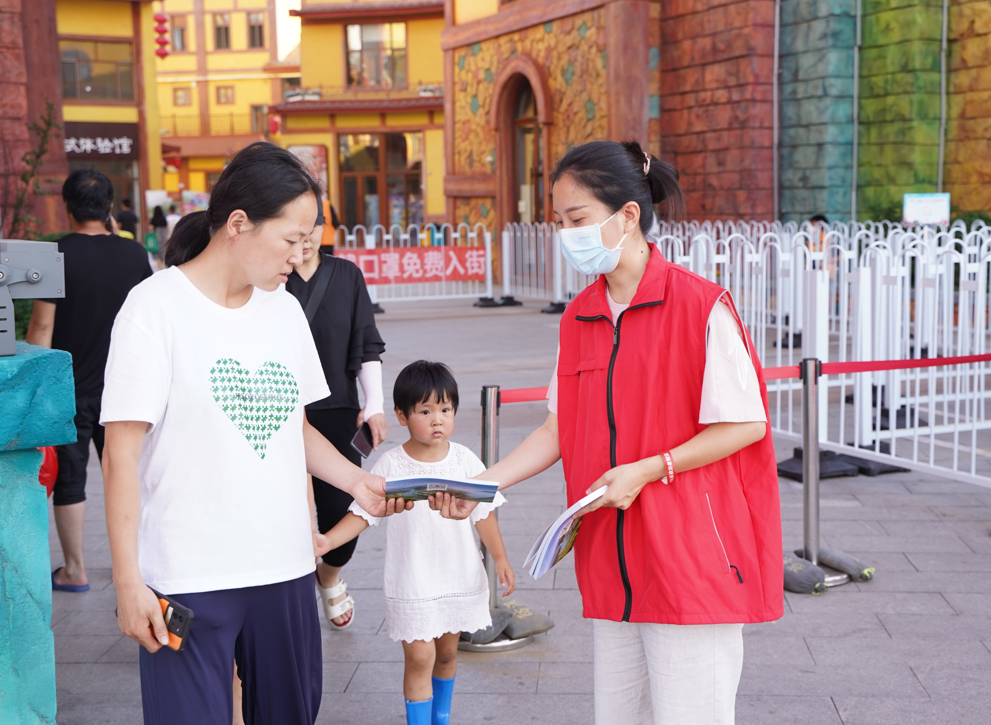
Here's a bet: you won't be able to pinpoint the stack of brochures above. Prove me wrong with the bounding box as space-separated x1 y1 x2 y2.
524 487 608 579
385 476 499 503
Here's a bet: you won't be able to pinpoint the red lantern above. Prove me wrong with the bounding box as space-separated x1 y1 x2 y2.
154 13 170 59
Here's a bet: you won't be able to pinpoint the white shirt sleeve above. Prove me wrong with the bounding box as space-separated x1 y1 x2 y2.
698 297 767 424
295 305 331 406
357 360 385 419
101 315 171 430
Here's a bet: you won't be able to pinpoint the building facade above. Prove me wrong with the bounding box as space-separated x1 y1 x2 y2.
155 0 291 195
269 0 446 229
1 0 162 235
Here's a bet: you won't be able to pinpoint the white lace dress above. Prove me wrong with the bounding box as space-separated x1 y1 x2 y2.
349 442 506 643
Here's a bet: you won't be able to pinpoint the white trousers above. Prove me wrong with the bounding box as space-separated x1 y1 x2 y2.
592 620 744 725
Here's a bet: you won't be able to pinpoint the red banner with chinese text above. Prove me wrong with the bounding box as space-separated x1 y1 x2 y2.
335 246 487 285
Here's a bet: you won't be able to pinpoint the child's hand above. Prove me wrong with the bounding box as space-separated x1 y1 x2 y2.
496 558 516 597
314 531 332 558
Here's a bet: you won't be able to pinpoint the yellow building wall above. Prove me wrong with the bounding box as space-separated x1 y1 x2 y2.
62 105 140 123
140 1 164 191
300 24 344 88
56 0 132 37
158 54 198 73
164 172 180 192
385 112 430 128
424 128 444 217
188 156 227 170
188 171 207 191
407 18 443 84
164 0 195 13
453 0 498 25
335 113 382 128
206 50 271 70
206 78 271 114
285 114 331 130
203 0 235 12
158 81 202 119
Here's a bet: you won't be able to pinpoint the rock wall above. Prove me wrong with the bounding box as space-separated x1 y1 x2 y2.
778 0 856 222
660 0 777 220
945 0 991 214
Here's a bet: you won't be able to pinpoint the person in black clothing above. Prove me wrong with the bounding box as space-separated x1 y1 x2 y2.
26 169 153 592
117 197 138 236
286 205 386 629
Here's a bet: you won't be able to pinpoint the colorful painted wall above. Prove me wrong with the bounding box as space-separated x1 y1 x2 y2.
778 0 855 221
945 0 991 214
451 8 610 229
660 0 777 220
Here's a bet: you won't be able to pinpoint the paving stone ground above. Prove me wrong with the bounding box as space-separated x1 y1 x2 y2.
49 299 991 724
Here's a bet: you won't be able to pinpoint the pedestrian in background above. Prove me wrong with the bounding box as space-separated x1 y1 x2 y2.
149 206 168 249
165 204 182 241
286 204 386 631
26 169 152 593
117 197 138 236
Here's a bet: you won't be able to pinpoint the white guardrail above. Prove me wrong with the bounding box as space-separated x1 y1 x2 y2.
501 218 991 486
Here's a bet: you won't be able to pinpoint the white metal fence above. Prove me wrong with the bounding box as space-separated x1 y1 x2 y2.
334 223 493 303
503 218 991 485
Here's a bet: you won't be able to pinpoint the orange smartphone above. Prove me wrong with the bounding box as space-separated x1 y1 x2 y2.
153 590 194 652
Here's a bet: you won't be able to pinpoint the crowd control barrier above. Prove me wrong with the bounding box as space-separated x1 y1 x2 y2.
335 223 493 304
487 351 991 595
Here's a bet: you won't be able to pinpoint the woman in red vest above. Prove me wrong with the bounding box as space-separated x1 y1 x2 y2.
435 140 783 724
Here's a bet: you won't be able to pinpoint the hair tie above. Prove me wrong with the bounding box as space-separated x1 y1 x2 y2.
643 152 651 176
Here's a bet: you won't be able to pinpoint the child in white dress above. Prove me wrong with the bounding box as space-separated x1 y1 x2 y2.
318 360 515 725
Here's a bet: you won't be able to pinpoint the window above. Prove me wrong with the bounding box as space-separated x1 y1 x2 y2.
60 40 134 101
339 132 423 228
248 12 264 48
345 23 407 88
216 86 234 105
171 15 186 52
173 87 191 106
214 14 230 50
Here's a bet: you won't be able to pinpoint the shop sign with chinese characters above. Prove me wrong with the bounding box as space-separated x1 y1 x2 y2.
63 122 140 160
336 246 487 284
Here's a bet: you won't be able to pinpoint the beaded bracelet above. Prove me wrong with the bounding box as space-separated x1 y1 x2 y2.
661 450 676 485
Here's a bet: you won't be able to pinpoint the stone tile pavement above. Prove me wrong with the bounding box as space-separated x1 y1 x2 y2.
48 300 991 724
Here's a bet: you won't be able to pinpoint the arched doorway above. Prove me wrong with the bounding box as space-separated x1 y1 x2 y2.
513 81 543 224
490 55 553 230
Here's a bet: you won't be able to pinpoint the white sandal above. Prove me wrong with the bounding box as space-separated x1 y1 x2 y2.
316 577 355 630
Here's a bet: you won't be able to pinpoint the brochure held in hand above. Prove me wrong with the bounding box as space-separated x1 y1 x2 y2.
524 486 608 579
385 476 499 503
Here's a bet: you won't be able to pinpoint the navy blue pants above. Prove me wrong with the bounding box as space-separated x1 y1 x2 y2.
139 573 322 725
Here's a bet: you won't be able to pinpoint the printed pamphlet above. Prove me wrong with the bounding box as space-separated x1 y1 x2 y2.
524 486 609 579
385 475 499 503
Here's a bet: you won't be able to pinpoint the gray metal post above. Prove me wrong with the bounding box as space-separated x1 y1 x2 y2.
800 358 850 587
801 358 821 565
458 386 534 651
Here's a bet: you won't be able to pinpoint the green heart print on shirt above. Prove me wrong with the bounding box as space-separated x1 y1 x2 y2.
209 359 300 459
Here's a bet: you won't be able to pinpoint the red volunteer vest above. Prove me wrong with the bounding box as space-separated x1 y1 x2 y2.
557 245 784 625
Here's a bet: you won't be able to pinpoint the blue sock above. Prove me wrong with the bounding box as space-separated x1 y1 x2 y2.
405 697 432 725
431 676 455 725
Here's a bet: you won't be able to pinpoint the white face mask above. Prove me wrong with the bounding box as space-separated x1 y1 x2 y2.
558 211 628 276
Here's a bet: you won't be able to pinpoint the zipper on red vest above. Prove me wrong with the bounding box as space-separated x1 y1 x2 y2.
576 300 662 622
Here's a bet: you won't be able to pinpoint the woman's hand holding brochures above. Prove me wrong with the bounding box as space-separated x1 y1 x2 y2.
524 486 608 579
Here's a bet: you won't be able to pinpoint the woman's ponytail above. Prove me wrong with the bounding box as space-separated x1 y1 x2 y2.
164 210 211 267
552 139 686 236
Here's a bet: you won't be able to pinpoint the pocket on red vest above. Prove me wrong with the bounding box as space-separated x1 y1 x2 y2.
699 490 744 583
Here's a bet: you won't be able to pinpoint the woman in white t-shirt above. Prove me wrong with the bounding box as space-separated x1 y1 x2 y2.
101 142 411 725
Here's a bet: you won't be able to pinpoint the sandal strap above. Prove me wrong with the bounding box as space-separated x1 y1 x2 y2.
325 594 354 620
317 578 347 599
